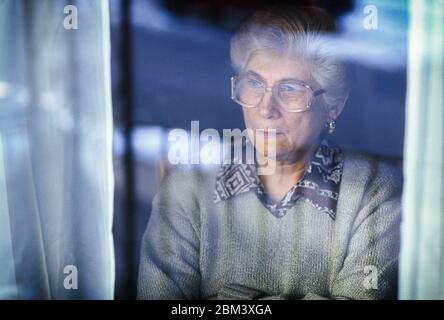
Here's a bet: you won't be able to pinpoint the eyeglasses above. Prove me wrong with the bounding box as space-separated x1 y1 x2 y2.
231 74 325 112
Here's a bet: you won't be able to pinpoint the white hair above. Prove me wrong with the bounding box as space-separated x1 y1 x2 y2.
230 7 350 108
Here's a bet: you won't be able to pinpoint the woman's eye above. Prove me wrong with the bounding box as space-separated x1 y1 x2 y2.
280 84 301 92
247 79 262 88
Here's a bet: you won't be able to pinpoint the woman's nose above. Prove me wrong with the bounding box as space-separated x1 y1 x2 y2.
258 90 280 119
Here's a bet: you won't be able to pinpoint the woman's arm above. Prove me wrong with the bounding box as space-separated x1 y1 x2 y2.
137 169 201 300
213 162 402 301
304 162 402 300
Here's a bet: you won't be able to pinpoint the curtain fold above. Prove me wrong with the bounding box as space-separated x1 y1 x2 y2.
400 0 444 299
0 0 114 299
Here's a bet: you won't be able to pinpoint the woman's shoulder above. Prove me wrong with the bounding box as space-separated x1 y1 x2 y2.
150 164 219 225
158 164 219 199
335 149 403 227
341 149 403 195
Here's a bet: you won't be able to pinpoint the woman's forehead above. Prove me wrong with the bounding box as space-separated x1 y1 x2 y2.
245 50 312 84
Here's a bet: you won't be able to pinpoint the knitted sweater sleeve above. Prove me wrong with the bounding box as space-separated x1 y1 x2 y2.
137 169 201 300
303 161 402 300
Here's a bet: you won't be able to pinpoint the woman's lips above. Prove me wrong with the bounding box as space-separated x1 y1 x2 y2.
256 128 286 135
255 129 286 143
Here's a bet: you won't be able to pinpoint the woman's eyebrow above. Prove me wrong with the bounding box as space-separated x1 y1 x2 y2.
279 77 305 83
245 70 264 80
245 70 305 84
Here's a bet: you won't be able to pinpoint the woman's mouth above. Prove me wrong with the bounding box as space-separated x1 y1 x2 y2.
257 128 286 135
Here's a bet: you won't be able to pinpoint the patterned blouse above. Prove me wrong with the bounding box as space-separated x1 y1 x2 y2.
213 139 344 219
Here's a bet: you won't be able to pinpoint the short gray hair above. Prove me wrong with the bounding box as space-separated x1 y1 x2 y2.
230 7 350 108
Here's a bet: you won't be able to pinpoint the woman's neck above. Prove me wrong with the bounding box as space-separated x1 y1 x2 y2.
256 143 319 201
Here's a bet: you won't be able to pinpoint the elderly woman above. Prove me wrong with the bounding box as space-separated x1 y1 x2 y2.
138 7 402 300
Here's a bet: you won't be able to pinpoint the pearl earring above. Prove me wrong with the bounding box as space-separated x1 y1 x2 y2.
325 119 336 134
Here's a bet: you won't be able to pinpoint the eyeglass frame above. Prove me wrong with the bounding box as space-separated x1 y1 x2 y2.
230 74 326 113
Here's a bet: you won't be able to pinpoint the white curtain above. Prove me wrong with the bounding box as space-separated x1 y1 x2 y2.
0 0 114 299
400 0 444 299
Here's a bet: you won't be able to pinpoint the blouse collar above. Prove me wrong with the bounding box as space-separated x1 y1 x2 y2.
213 138 344 219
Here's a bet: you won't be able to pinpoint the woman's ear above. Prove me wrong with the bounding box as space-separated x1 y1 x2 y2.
327 93 349 120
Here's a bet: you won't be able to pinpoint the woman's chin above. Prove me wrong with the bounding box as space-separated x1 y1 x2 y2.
254 143 293 161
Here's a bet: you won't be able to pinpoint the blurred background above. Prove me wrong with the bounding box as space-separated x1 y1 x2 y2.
1 0 442 300
109 0 408 299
